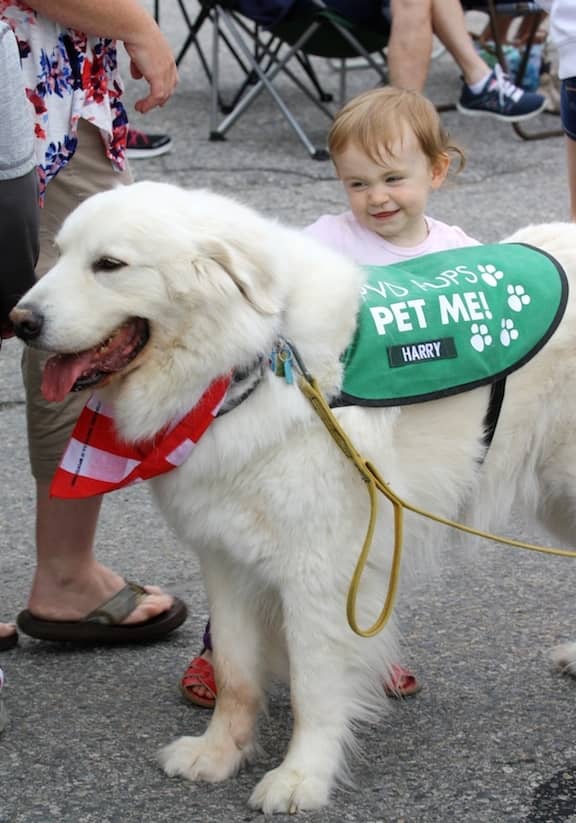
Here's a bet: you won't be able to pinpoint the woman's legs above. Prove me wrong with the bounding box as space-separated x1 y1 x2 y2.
21 120 182 629
430 0 492 86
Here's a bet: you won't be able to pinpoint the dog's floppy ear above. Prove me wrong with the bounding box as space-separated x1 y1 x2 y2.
196 237 280 316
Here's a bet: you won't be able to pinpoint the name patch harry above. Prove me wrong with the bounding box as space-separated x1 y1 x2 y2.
388 337 456 368
338 243 568 406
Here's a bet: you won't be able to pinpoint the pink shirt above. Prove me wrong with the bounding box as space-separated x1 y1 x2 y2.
304 211 480 264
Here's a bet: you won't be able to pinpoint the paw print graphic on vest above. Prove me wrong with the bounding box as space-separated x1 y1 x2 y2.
500 318 519 347
507 284 531 312
478 264 504 287
470 323 493 352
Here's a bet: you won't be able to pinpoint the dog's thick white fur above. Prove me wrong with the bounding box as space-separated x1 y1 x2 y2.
13 182 576 812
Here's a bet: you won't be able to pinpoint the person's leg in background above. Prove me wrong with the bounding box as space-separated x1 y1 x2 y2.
18 120 186 638
432 0 545 119
430 0 495 87
387 0 545 120
387 0 516 90
387 0 434 91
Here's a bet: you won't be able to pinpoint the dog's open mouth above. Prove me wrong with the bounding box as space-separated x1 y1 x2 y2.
41 317 150 402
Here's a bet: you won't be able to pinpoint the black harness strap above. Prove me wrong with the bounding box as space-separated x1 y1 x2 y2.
482 377 506 449
331 376 507 455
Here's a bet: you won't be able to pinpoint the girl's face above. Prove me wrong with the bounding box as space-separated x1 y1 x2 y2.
334 129 450 247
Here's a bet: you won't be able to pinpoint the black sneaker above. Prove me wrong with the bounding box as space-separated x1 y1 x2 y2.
457 64 546 123
126 128 172 159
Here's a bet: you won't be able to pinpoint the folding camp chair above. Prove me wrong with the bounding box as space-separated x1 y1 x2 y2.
154 0 345 116
462 0 563 141
206 0 390 160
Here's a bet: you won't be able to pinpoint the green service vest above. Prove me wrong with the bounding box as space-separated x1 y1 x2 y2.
339 243 568 406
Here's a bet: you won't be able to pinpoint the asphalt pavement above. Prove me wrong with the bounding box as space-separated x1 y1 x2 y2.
1 4 575 822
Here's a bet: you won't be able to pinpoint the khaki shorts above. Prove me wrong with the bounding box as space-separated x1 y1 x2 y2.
24 119 133 481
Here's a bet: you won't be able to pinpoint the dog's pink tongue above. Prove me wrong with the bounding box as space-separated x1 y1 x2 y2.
41 352 95 402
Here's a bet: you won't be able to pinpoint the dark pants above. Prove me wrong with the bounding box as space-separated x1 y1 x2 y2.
561 77 576 142
0 168 39 335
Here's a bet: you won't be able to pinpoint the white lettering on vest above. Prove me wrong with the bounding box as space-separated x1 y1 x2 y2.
463 291 484 320
411 265 479 291
400 340 442 363
362 280 410 300
391 302 412 331
439 293 470 324
370 306 394 334
370 299 428 335
410 299 427 329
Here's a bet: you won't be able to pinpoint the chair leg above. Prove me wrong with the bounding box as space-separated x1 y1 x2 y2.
294 53 334 103
219 28 277 115
209 5 225 140
175 3 210 67
219 18 335 115
339 57 346 106
174 2 255 115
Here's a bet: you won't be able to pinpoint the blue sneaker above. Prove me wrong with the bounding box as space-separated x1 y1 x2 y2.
457 64 546 122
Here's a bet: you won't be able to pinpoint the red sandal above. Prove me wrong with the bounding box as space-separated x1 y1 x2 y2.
180 654 419 707
384 664 422 698
180 654 217 708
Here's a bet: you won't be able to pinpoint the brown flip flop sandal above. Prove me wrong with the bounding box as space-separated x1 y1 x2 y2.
17 582 187 644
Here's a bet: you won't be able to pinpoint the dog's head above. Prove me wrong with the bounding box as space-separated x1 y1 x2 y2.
11 182 287 433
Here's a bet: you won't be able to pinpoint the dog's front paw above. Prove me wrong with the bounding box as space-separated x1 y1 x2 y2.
158 734 250 783
550 642 576 676
249 766 330 814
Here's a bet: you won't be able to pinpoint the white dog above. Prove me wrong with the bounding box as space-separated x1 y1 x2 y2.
11 181 576 813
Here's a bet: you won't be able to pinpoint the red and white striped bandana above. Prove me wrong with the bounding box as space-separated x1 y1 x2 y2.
50 375 232 499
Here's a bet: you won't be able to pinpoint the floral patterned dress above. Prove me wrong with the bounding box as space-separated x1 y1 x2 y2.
0 1 128 202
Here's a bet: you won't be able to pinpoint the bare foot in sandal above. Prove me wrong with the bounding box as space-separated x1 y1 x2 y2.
25 562 174 624
18 562 187 643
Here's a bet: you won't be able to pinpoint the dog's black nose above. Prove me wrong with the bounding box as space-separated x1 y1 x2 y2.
9 306 44 341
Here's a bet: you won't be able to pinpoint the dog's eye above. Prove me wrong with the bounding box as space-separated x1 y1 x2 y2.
93 257 126 272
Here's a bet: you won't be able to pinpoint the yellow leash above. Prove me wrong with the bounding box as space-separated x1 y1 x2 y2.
297 371 576 638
